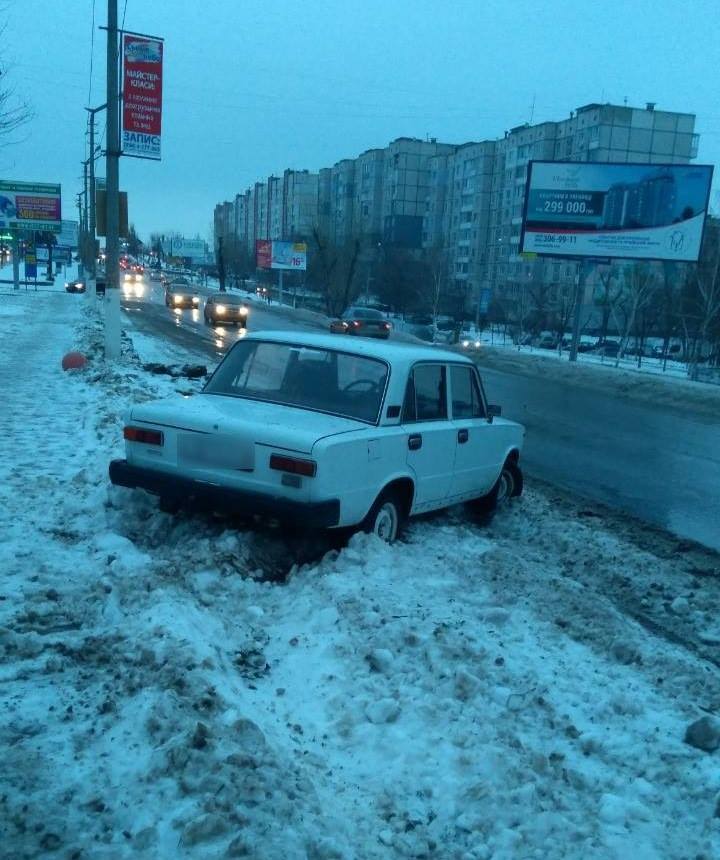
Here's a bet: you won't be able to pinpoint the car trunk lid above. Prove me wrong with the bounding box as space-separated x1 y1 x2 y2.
130 393 366 456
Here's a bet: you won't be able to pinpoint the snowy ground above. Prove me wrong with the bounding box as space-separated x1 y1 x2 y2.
1 291 720 859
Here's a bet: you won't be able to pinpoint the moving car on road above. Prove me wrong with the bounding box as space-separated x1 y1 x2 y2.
165 278 200 309
109 332 524 543
65 279 85 294
204 293 250 327
330 307 392 339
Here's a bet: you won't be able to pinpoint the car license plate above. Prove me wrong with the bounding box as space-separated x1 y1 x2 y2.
178 433 254 470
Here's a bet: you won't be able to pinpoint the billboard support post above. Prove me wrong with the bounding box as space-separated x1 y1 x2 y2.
568 259 590 363
11 231 19 290
278 269 283 306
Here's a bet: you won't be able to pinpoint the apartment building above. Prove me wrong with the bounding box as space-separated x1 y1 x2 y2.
213 101 700 312
487 103 698 315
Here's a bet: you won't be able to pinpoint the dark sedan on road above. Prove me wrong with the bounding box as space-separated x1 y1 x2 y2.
165 279 200 309
330 307 392 339
204 293 249 327
65 279 85 294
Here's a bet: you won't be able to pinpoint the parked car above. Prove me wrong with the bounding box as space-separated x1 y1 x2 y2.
109 332 524 543
537 335 559 350
595 340 620 357
165 280 200 309
65 279 85 294
204 293 249 327
330 307 393 339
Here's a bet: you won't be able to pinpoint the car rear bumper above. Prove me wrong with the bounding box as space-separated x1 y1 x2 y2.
109 459 340 528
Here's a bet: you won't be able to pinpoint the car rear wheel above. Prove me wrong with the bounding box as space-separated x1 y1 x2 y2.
362 490 405 543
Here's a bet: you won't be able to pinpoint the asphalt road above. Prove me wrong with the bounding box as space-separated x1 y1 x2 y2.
122 281 720 552
479 367 720 552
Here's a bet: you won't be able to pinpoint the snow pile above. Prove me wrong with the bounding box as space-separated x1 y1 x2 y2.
1 292 719 858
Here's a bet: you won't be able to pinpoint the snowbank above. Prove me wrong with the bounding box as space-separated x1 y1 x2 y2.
1 292 719 859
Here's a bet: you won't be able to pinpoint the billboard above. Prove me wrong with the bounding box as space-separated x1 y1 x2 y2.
520 161 714 262
161 237 207 260
122 34 163 160
0 181 62 233
255 240 307 270
271 241 307 270
255 239 272 269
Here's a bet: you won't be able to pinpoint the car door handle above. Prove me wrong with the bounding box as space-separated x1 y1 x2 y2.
408 433 422 451
457 428 469 444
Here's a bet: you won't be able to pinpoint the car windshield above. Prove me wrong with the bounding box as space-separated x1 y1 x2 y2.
170 277 189 286
205 340 389 423
211 294 245 305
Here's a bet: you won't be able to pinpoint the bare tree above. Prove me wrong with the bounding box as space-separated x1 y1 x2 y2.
423 243 448 324
610 263 657 366
0 25 32 145
309 228 362 316
594 265 622 343
684 221 720 378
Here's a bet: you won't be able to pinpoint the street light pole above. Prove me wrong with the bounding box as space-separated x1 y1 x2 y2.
105 0 121 358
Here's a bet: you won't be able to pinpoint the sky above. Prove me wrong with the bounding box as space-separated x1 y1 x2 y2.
4 0 720 241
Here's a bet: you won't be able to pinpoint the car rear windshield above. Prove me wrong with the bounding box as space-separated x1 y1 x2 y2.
205 340 389 423
348 308 383 319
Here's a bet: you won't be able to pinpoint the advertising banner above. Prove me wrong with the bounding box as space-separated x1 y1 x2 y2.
255 239 272 269
122 34 163 160
271 241 307 271
161 237 207 260
0 181 62 233
520 161 714 262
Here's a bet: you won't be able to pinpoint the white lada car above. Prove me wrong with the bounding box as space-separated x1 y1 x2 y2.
109 332 524 542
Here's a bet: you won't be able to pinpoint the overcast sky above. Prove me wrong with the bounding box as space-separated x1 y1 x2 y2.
5 0 720 241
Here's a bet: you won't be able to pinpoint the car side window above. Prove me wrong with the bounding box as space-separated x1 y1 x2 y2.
402 364 447 423
451 365 486 419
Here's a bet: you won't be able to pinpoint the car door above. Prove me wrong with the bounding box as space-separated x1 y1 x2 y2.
401 363 456 512
448 364 506 500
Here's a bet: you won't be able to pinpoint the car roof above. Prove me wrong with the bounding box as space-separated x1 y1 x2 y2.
208 292 245 300
243 330 472 365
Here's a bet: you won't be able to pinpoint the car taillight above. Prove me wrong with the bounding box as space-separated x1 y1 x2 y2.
269 454 316 477
124 426 164 446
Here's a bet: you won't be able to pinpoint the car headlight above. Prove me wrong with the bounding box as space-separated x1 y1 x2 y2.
462 340 470 348
173 294 183 304
474 340 481 348
192 296 200 305
124 273 132 281
239 306 248 316
215 304 226 314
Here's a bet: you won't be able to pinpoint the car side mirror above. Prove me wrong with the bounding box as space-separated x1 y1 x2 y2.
487 404 501 423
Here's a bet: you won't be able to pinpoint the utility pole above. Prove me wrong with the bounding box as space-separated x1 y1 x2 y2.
105 0 121 359
568 260 589 362
85 104 106 297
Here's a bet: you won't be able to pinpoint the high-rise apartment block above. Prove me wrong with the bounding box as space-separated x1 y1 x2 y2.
214 102 699 310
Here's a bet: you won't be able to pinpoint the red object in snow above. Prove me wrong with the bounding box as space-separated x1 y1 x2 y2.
62 351 87 371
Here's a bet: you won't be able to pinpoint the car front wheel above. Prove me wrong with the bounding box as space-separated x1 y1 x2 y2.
363 490 405 543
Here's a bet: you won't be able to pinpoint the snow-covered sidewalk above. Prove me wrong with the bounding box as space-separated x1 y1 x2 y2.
1 292 719 859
